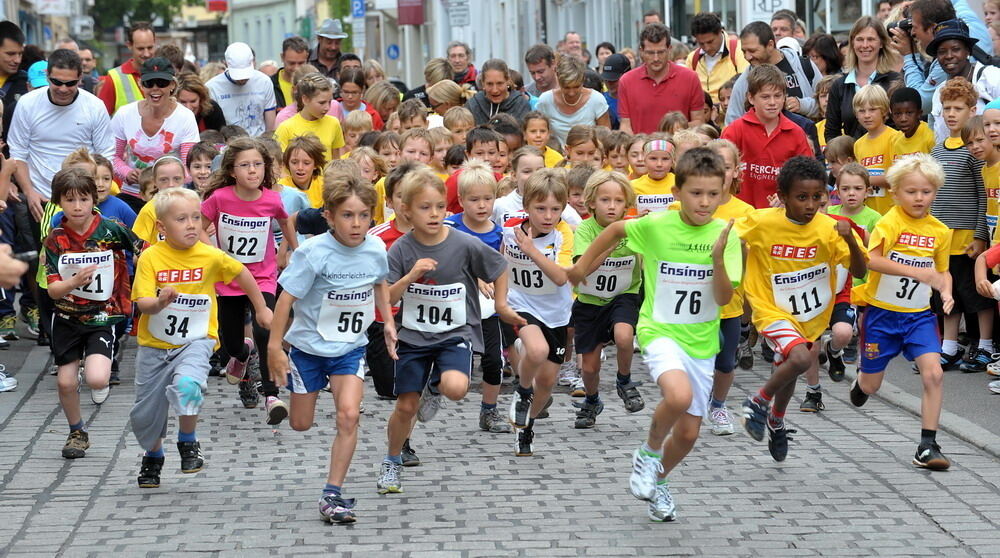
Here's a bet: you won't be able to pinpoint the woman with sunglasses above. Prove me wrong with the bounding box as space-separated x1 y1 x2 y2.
110 56 200 213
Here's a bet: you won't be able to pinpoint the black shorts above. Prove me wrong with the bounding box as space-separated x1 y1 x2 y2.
517 312 567 365
571 294 640 354
932 255 995 315
830 301 857 328
51 315 116 366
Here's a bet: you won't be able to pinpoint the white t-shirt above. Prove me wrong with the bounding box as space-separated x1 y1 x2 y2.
535 89 609 146
207 70 277 136
110 102 199 184
491 190 582 229
7 88 114 198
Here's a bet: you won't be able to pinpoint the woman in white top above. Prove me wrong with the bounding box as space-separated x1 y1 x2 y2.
536 55 610 146
110 56 199 210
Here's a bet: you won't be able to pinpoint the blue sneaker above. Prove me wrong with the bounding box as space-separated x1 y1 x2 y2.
959 347 992 373
740 397 768 442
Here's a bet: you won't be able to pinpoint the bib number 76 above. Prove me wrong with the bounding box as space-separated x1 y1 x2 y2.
673 289 702 315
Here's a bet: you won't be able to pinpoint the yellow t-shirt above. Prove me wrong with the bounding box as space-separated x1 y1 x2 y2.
278 74 293 108
274 113 346 161
630 173 676 216
855 206 951 313
891 122 936 161
737 208 863 341
279 175 325 209
983 160 1000 243
132 202 160 245
543 145 563 168
373 177 388 225
132 241 244 349
817 119 827 149
854 127 902 214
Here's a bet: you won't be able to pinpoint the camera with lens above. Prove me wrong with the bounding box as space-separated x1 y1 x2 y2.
887 17 913 34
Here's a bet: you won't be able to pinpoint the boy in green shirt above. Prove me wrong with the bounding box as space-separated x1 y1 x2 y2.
569 148 742 522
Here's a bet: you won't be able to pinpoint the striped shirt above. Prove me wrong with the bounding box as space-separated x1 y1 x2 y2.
930 138 987 240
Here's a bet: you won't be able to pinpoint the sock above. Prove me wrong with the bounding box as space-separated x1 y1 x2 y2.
323 483 341 496
145 448 165 458
516 385 533 399
69 420 85 432
480 402 496 411
941 339 959 356
807 383 821 393
979 339 994 352
753 389 773 405
740 323 751 339
585 392 600 404
616 373 630 385
829 342 844 355
656 477 668 485
525 418 535 432
920 428 937 446
384 454 402 465
177 430 196 443
640 442 662 458
710 398 726 409
768 409 785 429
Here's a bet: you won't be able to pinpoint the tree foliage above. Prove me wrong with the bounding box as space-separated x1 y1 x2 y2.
90 0 200 33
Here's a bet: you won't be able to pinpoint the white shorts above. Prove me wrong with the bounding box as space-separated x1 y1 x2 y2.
759 319 810 365
641 336 715 417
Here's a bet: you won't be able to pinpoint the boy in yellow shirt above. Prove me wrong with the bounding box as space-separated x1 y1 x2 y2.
890 87 935 161
853 84 901 214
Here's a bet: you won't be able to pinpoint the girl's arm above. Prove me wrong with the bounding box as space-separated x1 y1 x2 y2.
277 216 298 251
567 221 627 286
266 290 296 387
373 281 398 360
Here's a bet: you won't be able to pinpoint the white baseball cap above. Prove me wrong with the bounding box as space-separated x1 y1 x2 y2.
225 42 255 81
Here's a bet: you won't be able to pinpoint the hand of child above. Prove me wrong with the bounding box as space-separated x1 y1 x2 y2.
514 224 536 254
408 258 437 281
566 263 587 286
383 322 399 360
478 278 495 299
965 239 986 259
157 287 179 309
976 278 996 300
268 349 290 388
255 307 273 330
712 219 734 261
73 265 98 288
497 303 527 327
767 193 783 208
941 292 955 315
834 219 853 239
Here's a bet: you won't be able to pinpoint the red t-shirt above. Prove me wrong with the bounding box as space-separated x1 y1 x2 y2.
985 243 1000 268
721 108 812 209
446 168 504 215
617 63 705 134
369 220 405 322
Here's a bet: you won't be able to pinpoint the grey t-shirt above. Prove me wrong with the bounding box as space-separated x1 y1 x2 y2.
388 228 506 352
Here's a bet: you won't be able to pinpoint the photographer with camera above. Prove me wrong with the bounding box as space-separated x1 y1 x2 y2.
926 19 1000 140
889 0 993 112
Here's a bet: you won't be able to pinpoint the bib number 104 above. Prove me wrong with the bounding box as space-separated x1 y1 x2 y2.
787 287 822 316
415 304 454 326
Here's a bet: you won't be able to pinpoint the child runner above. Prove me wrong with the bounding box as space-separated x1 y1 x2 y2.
274 72 346 161
852 84 901 214
443 106 475 146
377 165 515 493
626 134 648 180
186 142 219 194
492 146 579 228
570 170 644 429
46 168 141 458
562 125 603 169
201 137 297 422
630 136 676 216
522 111 564 168
739 156 867 462
131 188 272 487
603 130 633 175
850 153 954 470
890 87 936 161
269 174 396 524
569 147 741 522
279 134 327 208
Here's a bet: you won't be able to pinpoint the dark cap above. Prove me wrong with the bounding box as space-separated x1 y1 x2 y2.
140 57 175 83
926 19 978 57
600 53 631 81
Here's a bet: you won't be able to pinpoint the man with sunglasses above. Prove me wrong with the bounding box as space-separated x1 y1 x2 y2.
97 22 156 116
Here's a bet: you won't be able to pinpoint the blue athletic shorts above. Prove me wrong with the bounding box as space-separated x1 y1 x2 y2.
288 346 365 394
858 306 940 374
393 337 473 395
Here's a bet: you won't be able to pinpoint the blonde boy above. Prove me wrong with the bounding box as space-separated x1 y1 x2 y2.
342 111 374 156
444 106 475 145
852 84 901 213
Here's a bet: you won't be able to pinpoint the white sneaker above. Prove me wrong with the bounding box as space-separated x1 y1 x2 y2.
628 447 663 501
91 385 110 405
648 482 677 522
989 379 1000 394
0 367 16 392
417 385 443 422
568 375 586 397
987 355 1000 377
709 406 735 436
557 361 579 386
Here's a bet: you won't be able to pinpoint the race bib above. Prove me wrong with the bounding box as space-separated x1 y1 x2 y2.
989 215 997 243
401 282 466 333
57 251 114 302
149 293 211 345
479 292 496 320
874 251 933 309
317 286 375 343
869 182 886 198
579 256 635 298
217 212 270 263
636 194 674 215
652 262 716 324
771 263 833 321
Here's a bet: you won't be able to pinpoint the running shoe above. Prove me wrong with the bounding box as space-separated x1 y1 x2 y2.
628 447 663 501
959 347 992 373
573 399 604 429
761 341 774 364
62 430 89 459
799 391 824 412
91 385 110 405
616 380 645 413
740 396 768 441
736 339 754 370
849 379 869 407
479 407 511 433
108 371 121 386
568 375 586 397
225 337 254 384
509 389 532 428
557 361 580 387
0 368 17 392
264 396 288 425
177 440 204 473
842 337 858 364
986 355 1000 377
989 379 1000 394
939 350 963 372
767 423 795 462
401 439 420 467
515 428 534 456
137 455 164 488
536 396 554 419
376 461 402 494
913 443 951 470
648 482 677 522
19 306 38 338
319 494 357 524
708 406 734 436
825 339 846 382
0 314 17 340
238 377 260 409
417 385 443 422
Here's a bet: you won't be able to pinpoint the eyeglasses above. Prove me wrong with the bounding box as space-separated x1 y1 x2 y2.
642 49 670 59
235 162 266 171
143 78 172 89
49 77 79 87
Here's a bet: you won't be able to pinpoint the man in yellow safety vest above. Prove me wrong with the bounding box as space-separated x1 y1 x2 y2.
96 21 156 115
